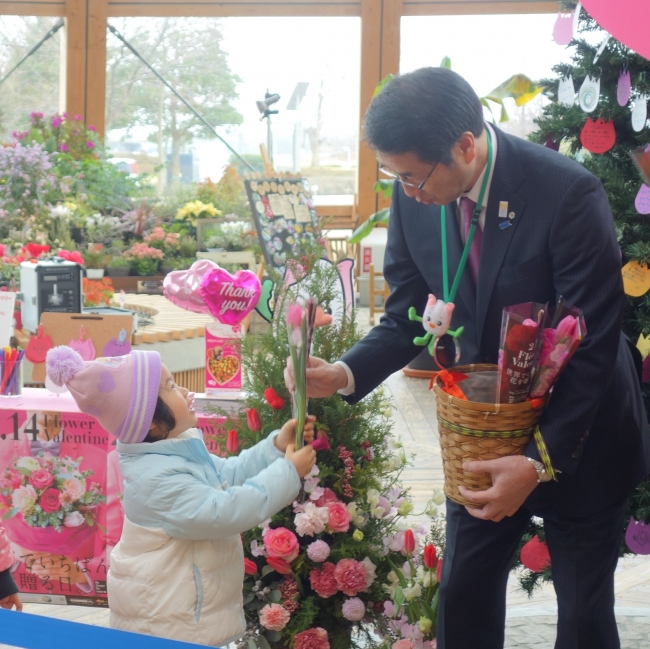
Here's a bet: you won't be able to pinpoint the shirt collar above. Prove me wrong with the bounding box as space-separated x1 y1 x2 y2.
461 122 498 208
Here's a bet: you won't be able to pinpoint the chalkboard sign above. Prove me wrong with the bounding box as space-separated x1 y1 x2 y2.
245 177 320 272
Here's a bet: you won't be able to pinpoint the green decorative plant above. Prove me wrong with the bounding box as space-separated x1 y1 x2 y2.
107 255 131 268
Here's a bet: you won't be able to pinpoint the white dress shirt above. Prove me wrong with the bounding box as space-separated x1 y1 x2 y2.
336 123 498 396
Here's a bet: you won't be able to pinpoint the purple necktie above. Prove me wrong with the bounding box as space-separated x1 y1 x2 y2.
460 196 482 284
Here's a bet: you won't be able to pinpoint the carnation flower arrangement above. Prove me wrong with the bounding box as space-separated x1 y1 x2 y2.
0 453 105 554
219 251 441 649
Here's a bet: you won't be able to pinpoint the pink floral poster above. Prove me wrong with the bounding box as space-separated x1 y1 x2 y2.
0 402 227 607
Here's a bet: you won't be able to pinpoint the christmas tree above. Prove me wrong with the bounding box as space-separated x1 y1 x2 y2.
217 244 443 649
516 1 650 594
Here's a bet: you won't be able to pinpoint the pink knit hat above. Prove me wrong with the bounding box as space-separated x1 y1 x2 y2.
46 346 162 444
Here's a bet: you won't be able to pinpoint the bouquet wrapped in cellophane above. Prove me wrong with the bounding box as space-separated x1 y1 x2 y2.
496 302 547 405
529 297 586 398
286 297 316 449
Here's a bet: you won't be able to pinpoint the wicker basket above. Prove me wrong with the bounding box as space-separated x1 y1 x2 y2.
433 364 545 508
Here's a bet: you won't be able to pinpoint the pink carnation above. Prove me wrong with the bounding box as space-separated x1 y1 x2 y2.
309 562 339 598
326 501 351 533
334 558 368 596
259 603 290 632
294 502 329 537
314 488 340 507
342 597 366 621
393 641 414 649
294 627 330 649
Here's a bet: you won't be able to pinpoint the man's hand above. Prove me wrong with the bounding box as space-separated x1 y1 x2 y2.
284 356 348 398
275 416 316 453
458 456 539 522
0 593 22 611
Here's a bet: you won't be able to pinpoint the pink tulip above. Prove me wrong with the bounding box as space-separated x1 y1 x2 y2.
286 304 305 328
556 315 578 340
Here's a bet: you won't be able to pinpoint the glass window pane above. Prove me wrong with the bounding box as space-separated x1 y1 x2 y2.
401 14 575 137
106 17 360 197
0 16 62 140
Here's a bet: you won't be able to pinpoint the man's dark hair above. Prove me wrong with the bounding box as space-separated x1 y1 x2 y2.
143 396 176 443
363 67 484 165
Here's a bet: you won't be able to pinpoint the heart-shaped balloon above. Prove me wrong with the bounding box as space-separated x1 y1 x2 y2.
199 267 262 325
163 259 219 313
582 0 650 63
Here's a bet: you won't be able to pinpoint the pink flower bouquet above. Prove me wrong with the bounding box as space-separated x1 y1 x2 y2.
0 453 105 554
529 298 586 399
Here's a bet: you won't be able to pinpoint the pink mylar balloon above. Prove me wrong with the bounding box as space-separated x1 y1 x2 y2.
582 0 650 63
552 12 574 45
635 183 650 215
199 267 262 325
617 70 631 106
625 517 650 555
163 259 219 314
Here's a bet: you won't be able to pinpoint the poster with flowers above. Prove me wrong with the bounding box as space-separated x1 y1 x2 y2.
0 408 113 606
0 403 228 607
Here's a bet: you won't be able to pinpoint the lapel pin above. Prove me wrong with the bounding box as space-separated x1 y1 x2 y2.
498 201 508 218
499 221 512 230
508 211 516 220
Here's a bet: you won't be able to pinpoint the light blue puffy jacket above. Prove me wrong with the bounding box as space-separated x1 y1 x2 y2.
107 428 300 646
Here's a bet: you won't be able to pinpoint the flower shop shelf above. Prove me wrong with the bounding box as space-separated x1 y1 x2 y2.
108 276 166 293
196 250 256 269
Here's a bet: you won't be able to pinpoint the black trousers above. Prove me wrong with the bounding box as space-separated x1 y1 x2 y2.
437 498 628 649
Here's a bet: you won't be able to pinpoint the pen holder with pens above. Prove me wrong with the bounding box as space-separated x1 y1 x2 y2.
0 349 24 397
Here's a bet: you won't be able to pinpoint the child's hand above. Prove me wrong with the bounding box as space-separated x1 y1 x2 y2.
275 416 316 453
0 593 22 611
285 443 316 478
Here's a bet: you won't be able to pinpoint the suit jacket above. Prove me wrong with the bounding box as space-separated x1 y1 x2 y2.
341 128 650 515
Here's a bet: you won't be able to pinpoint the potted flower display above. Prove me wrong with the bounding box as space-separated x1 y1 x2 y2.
125 242 164 277
106 256 132 277
84 248 107 279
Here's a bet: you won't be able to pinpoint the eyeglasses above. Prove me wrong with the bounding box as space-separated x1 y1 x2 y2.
379 161 438 190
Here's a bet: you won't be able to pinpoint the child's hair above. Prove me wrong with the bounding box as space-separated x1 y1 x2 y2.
143 396 177 443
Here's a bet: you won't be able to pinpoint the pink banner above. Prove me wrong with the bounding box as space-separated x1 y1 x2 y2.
0 393 227 606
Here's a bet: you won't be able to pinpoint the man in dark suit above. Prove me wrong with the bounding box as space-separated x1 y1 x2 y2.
285 68 650 648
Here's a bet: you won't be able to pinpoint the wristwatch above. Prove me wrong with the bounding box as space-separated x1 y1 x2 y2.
525 457 552 483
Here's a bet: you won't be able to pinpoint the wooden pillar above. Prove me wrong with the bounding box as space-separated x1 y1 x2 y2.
357 0 402 222
64 0 87 121
86 0 108 136
64 0 107 137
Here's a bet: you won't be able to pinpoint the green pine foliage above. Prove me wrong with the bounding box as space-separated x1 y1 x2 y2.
216 244 417 648
514 2 650 592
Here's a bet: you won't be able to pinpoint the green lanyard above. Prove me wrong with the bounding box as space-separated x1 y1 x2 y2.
440 129 493 302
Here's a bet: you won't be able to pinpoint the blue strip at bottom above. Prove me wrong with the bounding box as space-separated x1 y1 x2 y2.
0 609 213 649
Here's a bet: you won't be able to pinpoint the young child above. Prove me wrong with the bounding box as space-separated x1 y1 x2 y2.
46 347 316 646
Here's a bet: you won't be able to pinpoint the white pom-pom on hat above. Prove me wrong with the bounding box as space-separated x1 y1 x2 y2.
46 346 85 386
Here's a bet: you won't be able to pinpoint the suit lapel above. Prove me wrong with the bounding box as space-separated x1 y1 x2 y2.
445 201 477 322
476 130 526 344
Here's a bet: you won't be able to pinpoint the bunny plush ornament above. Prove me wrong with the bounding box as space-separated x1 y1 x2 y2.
409 294 464 369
